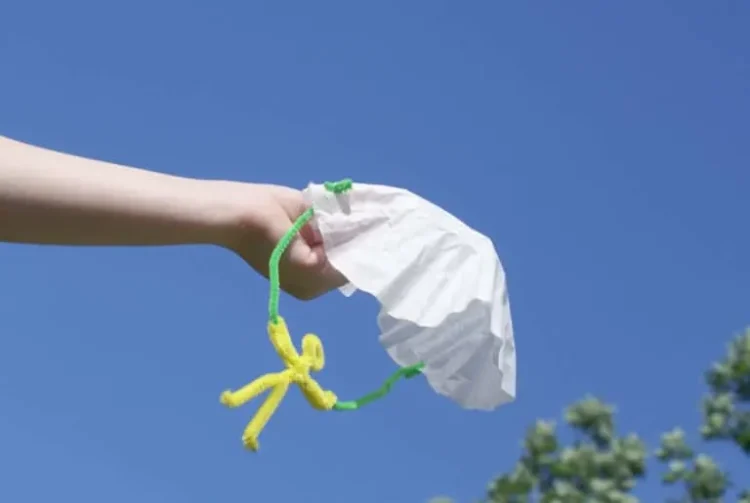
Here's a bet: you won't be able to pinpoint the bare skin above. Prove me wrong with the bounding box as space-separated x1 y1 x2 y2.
0 135 345 300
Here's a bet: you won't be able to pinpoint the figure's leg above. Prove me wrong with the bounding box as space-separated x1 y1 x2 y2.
298 377 337 410
220 373 281 408
242 380 290 451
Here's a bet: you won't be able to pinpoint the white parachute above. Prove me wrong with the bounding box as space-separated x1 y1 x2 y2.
304 181 516 411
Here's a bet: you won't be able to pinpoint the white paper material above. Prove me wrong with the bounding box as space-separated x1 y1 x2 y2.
304 182 516 411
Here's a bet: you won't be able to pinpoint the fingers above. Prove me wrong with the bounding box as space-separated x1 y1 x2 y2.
285 233 321 269
314 248 348 289
298 221 323 248
251 186 347 300
280 238 346 300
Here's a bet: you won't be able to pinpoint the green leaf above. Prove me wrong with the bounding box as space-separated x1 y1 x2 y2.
457 327 750 503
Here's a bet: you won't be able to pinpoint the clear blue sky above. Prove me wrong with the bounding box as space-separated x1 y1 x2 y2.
1 2 748 502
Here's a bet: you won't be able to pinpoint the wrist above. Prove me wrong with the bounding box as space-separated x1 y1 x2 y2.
193 179 264 252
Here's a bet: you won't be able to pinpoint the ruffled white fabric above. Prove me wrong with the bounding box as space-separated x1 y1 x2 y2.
304 182 516 410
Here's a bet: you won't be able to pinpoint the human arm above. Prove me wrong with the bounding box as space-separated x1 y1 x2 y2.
0 135 344 299
0 135 239 247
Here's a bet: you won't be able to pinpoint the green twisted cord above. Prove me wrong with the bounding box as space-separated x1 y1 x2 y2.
268 178 352 324
268 178 353 324
332 361 425 410
268 207 315 324
266 178 424 411
324 178 353 194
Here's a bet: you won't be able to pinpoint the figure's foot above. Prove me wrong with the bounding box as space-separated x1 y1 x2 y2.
243 435 259 452
220 390 238 408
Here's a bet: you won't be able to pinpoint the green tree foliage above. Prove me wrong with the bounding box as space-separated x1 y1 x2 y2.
485 398 646 503
431 328 750 503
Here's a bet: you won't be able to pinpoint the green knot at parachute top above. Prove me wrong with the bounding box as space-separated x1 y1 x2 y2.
266 178 424 412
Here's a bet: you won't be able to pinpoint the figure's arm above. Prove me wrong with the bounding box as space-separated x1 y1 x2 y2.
298 376 337 410
0 135 235 247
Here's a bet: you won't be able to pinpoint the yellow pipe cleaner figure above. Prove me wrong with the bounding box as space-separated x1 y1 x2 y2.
219 316 336 451
220 179 425 452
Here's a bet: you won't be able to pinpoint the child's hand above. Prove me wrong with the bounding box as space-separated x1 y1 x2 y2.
217 182 347 300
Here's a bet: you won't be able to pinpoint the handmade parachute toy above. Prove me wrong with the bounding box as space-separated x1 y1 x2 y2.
220 179 516 451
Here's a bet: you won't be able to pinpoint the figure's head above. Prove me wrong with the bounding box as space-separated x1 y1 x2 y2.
301 333 325 372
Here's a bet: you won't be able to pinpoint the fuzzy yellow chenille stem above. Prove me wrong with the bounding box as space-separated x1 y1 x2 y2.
219 316 337 451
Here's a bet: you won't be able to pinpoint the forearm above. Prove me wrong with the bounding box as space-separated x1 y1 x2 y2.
0 136 233 247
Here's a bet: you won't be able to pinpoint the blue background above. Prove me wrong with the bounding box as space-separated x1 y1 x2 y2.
1 2 748 501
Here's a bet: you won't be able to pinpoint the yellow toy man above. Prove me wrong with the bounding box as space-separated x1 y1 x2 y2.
219 316 337 451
